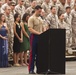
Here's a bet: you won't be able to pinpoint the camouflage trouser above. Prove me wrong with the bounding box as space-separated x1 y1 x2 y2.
72 26 76 48
8 30 14 58
66 29 72 50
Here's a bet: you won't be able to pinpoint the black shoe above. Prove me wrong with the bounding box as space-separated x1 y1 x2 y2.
29 71 36 74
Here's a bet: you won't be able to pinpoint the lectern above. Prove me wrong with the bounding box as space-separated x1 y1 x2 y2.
37 29 65 74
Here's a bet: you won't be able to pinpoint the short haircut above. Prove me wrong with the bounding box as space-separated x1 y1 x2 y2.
66 6 71 10
35 5 42 10
50 6 55 10
30 0 36 2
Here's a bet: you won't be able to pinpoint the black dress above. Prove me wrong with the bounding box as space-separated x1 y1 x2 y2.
13 23 21 53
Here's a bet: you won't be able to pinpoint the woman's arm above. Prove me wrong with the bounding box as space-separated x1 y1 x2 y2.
13 23 21 41
0 34 7 40
21 22 29 38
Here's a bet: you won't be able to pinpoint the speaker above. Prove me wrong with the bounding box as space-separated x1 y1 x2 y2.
37 29 65 74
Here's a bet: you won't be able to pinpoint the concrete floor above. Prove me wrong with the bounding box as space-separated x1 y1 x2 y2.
0 61 76 75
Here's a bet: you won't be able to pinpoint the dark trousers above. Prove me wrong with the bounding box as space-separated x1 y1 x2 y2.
29 34 38 72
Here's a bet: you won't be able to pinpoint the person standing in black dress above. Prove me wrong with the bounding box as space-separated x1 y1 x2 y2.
13 13 22 66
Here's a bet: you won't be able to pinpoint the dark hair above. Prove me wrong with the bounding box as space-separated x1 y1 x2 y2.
14 13 21 23
22 13 30 22
32 10 35 14
0 13 5 23
58 12 63 18
30 0 36 2
50 6 55 10
66 6 71 10
35 5 42 10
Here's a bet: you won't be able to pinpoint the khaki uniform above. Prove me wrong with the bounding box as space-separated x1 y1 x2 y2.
28 14 43 33
71 9 76 47
15 4 25 19
64 12 72 49
46 13 58 28
41 2 51 17
4 13 14 57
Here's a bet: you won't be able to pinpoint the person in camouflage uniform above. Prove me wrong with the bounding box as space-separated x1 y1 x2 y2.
4 6 14 58
50 0 59 15
58 0 66 15
58 13 66 29
71 3 76 49
9 1 16 16
25 0 36 15
0 1 3 13
65 0 74 9
46 6 58 28
15 0 25 19
41 0 51 17
24 0 30 8
1 0 12 13
36 0 44 6
64 6 72 50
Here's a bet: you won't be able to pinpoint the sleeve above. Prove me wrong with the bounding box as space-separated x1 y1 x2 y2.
63 14 67 23
25 8 30 13
45 14 51 25
15 6 20 15
41 4 46 12
71 10 74 17
28 17 34 28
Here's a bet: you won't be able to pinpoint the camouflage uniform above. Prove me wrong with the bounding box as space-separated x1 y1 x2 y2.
4 13 14 57
58 2 66 15
36 0 44 6
25 6 35 15
0 7 2 13
24 0 30 8
71 9 76 47
10 10 16 16
41 2 51 17
50 1 59 15
1 3 9 13
65 2 74 9
15 4 25 19
64 12 72 49
46 13 58 28
58 19 66 29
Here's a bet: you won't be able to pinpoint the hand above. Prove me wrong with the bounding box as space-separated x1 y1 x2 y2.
37 32 41 35
27 36 29 39
19 38 23 43
3 37 7 40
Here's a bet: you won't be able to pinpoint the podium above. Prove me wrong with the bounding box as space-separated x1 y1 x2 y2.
37 29 65 74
